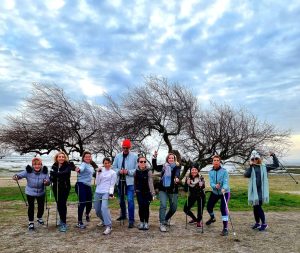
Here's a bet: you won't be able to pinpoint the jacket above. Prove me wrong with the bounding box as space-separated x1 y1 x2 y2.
209 166 230 195
16 165 50 197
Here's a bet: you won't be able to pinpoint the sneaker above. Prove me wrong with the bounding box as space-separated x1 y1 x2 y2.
76 222 86 229
86 215 90 222
164 219 171 226
252 223 261 229
205 217 216 225
220 228 229 236
103 226 112 235
97 222 105 227
144 223 149 230
259 224 268 231
160 224 167 232
128 222 134 228
59 223 67 232
28 222 34 231
138 222 145 230
37 218 44 225
188 219 196 224
196 222 203 228
116 216 127 221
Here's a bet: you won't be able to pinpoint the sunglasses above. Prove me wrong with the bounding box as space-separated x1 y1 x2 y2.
251 158 259 161
139 161 146 163
122 147 130 150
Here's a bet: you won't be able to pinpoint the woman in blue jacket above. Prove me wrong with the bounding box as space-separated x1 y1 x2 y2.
13 157 50 231
205 155 230 236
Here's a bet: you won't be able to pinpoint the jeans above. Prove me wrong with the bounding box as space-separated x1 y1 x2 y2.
118 184 135 223
94 192 111 227
27 194 45 222
159 191 178 223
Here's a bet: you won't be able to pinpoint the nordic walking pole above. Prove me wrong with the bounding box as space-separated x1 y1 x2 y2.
222 192 236 236
200 196 204 234
15 178 28 206
45 185 50 228
278 160 298 184
56 178 59 227
185 179 189 229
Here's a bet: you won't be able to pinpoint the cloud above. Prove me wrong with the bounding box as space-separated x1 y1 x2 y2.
0 0 299 139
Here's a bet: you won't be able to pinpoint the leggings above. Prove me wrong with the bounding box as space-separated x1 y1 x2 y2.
75 182 93 223
253 201 266 224
183 193 206 222
26 194 45 222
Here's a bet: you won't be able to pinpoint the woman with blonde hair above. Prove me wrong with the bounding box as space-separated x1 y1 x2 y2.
152 151 181 232
244 150 279 231
50 151 75 232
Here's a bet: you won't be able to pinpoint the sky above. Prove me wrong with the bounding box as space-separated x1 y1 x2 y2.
0 0 300 163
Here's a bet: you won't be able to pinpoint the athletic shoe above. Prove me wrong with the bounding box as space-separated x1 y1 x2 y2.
197 222 203 228
28 222 34 231
37 218 44 225
160 224 167 232
205 217 216 225
144 223 149 230
138 222 145 230
76 222 86 229
97 222 105 227
188 219 196 224
259 224 268 231
164 219 171 226
116 216 127 221
220 228 228 236
59 223 67 232
86 215 90 222
128 222 134 228
103 226 112 235
252 223 261 229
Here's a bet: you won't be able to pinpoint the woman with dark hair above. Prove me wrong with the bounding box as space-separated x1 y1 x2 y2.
244 150 279 231
183 164 206 228
134 156 155 230
50 151 75 232
75 151 94 229
152 151 181 232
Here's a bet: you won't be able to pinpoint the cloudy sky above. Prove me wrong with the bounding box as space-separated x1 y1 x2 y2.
0 0 300 163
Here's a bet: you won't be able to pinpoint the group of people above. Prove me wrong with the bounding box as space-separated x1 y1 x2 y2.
13 138 279 236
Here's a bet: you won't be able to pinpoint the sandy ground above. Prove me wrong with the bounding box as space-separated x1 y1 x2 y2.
0 200 299 253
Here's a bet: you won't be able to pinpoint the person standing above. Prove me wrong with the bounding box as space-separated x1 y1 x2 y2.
75 151 94 229
244 150 279 231
13 157 50 231
183 164 206 228
205 155 231 236
134 156 156 230
94 157 117 235
112 139 138 228
50 151 75 232
152 151 181 232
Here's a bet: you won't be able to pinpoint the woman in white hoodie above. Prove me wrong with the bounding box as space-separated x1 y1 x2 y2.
94 157 117 235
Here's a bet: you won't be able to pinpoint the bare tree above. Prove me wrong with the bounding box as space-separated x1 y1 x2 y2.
119 75 199 153
0 84 104 156
178 103 290 168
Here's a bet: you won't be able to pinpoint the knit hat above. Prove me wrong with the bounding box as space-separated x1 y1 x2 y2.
250 150 260 159
122 139 131 148
32 157 42 165
191 163 200 171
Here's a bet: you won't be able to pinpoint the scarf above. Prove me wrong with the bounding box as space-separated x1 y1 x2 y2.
248 164 269 206
162 163 176 187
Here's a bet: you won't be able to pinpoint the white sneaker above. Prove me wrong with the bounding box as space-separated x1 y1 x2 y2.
97 222 105 227
144 222 149 230
138 222 144 230
160 224 167 232
103 226 112 235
